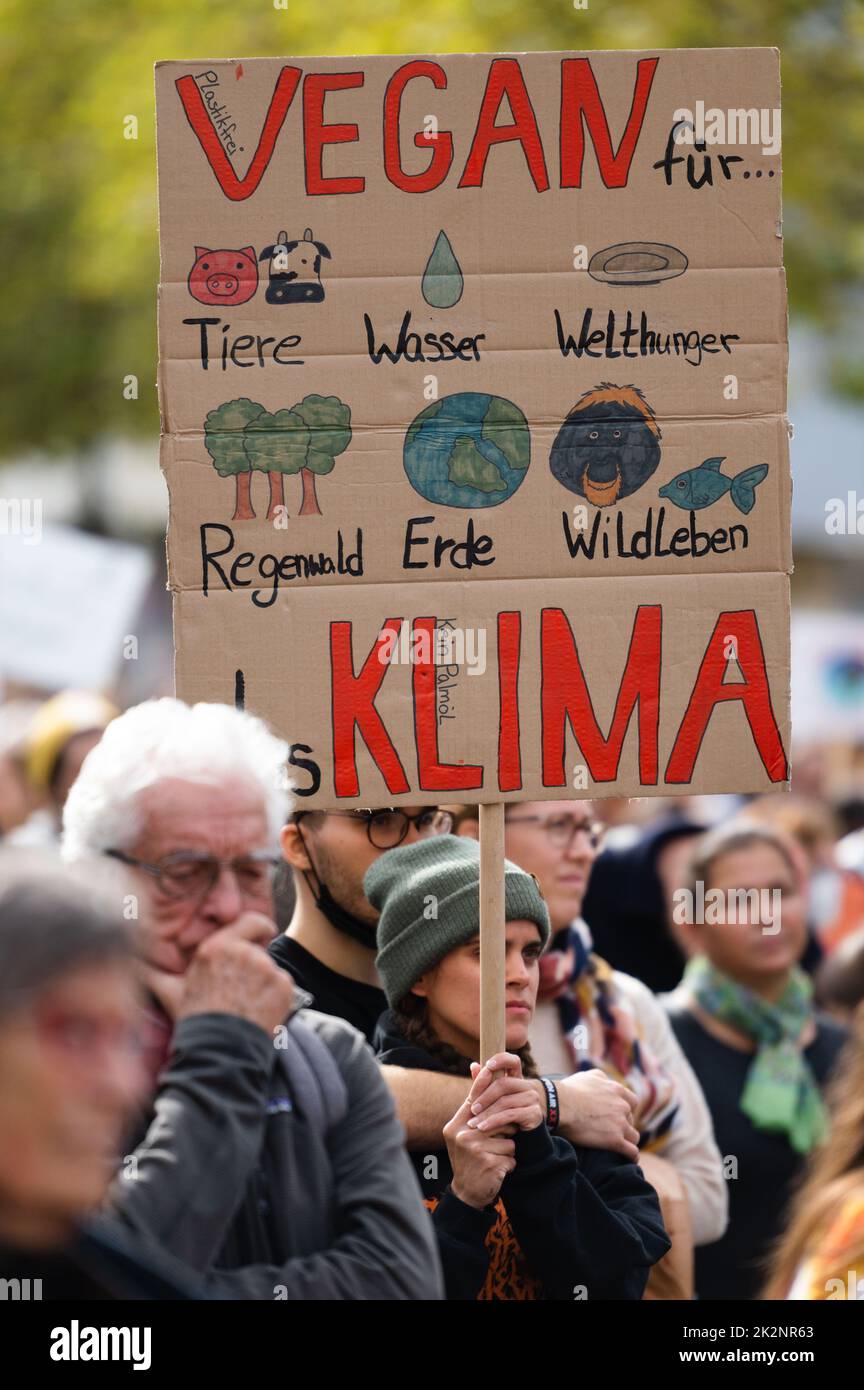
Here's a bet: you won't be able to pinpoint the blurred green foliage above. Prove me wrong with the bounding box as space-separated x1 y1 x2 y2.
1 0 862 456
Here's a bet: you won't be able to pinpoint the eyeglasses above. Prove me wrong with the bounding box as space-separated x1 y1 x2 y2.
505 813 604 851
295 807 453 850
105 848 281 902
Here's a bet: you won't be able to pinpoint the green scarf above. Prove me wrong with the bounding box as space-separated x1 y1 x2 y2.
684 956 827 1155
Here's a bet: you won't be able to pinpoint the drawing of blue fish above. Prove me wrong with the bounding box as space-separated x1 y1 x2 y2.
658 457 768 514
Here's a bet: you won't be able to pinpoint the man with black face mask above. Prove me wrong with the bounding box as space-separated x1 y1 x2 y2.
273 807 452 1042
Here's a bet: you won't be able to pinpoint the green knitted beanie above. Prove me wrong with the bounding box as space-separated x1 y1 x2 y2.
365 835 550 1009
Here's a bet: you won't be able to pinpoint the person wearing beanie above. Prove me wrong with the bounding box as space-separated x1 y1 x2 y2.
450 799 728 1300
278 811 642 1165
368 837 670 1301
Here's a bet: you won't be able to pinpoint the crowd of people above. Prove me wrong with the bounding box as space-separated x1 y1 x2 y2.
1 689 864 1301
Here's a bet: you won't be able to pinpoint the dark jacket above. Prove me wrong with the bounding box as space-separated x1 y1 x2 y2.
0 1217 202 1300
375 1012 670 1300
109 1000 443 1300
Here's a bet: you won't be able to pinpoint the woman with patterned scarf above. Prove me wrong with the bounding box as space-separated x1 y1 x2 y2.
450 800 729 1299
664 820 849 1300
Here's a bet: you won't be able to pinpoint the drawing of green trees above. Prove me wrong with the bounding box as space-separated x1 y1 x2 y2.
203 398 264 519
244 407 310 519
203 394 352 519
290 395 353 515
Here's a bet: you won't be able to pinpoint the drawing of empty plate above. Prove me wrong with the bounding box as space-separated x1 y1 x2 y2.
587 242 688 286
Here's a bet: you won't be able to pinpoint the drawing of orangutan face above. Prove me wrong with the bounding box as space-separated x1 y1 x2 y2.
549 383 662 507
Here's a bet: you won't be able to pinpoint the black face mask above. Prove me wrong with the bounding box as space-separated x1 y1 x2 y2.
296 823 378 950
303 871 379 949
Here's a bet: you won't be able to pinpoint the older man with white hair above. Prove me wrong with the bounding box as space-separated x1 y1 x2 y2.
62 698 443 1300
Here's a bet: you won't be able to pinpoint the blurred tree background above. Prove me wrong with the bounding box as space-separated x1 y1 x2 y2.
1 0 862 457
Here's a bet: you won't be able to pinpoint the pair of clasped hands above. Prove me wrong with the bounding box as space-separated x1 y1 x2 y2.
444 1054 642 1211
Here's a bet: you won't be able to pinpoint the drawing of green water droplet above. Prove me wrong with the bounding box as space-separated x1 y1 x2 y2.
421 230 463 308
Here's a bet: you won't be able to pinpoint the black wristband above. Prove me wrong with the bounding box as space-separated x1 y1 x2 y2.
540 1076 559 1132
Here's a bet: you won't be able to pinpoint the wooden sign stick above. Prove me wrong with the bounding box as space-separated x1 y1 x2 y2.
479 802 506 1067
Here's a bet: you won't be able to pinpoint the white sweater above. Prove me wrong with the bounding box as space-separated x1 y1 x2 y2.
532 970 728 1248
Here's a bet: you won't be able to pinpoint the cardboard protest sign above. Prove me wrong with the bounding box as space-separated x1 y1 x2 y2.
155 49 790 807
0 526 152 692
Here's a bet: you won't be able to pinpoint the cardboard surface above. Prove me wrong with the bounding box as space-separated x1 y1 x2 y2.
156 49 790 806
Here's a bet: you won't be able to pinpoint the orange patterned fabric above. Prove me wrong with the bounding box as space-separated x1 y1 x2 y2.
787 1193 864 1300
425 1196 545 1300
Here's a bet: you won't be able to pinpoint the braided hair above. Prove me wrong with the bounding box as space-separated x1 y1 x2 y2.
393 991 539 1079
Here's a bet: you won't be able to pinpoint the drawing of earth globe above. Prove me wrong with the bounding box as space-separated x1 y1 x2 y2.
403 392 530 509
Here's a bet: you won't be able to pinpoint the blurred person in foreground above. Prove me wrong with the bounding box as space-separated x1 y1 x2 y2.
664 822 849 1300
764 1009 864 1300
62 698 442 1300
453 800 727 1299
0 852 198 1298
369 837 670 1300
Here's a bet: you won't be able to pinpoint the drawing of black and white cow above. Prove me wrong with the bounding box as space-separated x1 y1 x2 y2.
258 228 331 304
